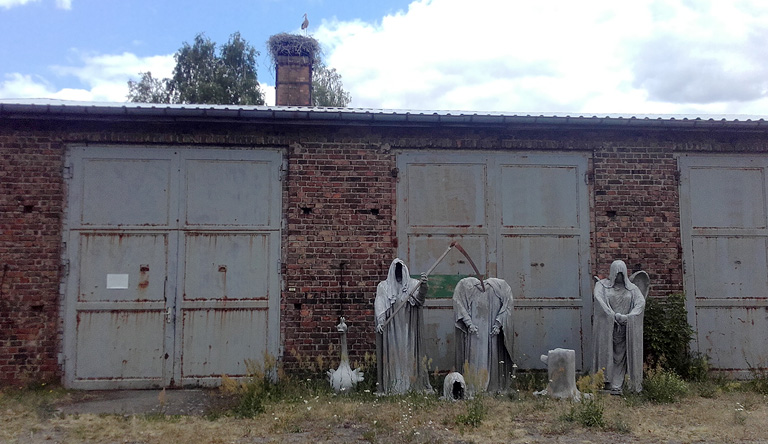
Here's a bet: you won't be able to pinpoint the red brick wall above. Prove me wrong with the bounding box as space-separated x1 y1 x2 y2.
592 146 683 296
0 131 64 386
281 142 394 370
275 56 312 106
1 118 764 384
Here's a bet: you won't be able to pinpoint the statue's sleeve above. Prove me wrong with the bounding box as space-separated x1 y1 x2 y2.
409 278 427 306
494 280 513 328
374 282 390 325
453 279 472 332
593 282 614 316
627 288 646 318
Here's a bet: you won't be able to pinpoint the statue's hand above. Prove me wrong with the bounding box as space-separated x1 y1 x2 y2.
491 324 501 336
420 273 428 286
614 313 628 325
468 323 479 334
376 323 384 334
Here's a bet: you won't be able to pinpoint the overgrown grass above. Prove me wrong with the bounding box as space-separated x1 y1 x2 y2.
4 375 768 443
745 362 768 395
642 365 689 403
454 395 486 428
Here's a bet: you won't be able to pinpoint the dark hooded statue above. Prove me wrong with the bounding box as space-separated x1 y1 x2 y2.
374 258 433 395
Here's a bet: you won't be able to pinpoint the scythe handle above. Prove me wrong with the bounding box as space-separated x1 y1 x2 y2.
380 243 455 328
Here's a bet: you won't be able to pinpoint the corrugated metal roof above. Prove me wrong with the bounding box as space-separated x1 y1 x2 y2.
1 98 766 129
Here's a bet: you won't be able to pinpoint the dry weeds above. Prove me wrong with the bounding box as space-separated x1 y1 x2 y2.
2 385 767 443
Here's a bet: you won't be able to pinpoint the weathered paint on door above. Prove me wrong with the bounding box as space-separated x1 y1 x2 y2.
396 151 592 372
63 147 282 389
679 155 768 375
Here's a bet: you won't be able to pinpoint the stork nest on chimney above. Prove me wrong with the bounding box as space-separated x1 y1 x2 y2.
267 33 321 66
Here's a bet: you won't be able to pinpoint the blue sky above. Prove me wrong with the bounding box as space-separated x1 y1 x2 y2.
2 0 768 115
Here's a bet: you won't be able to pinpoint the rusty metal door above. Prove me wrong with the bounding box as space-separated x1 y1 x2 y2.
175 151 281 386
679 154 768 375
63 147 282 389
396 151 591 372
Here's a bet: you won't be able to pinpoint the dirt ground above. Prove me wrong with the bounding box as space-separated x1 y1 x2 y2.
2 384 768 444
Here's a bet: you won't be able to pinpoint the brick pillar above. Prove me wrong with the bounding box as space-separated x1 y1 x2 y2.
275 55 312 106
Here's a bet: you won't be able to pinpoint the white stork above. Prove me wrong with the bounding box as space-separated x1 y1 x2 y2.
301 13 309 35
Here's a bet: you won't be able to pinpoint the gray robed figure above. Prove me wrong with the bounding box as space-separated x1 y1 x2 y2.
592 260 649 393
374 258 432 395
453 277 514 394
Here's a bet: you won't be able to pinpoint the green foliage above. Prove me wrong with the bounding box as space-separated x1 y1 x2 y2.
455 396 486 428
561 396 605 428
312 62 351 107
511 370 548 393
127 72 171 103
644 293 707 380
128 32 264 105
745 364 768 395
642 366 689 403
576 369 605 395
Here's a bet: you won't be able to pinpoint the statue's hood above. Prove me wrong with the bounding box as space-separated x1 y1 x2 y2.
383 258 412 303
599 260 638 291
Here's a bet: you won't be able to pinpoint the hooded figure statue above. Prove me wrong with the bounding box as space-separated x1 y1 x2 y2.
592 260 649 393
374 258 433 395
453 277 514 395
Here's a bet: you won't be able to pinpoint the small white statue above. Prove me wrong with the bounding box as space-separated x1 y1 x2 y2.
442 372 467 401
327 317 364 393
592 260 650 393
535 348 582 400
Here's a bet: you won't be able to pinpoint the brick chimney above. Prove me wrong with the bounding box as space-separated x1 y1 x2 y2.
275 55 313 106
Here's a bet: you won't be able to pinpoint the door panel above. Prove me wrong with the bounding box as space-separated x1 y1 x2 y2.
181 308 269 379
75 310 166 381
500 235 581 300
680 155 768 374
406 163 487 227
689 167 765 229
77 233 168 302
397 151 590 372
182 233 271 300
692 237 768 299
500 165 581 228
64 147 282 388
80 158 173 227
184 158 277 227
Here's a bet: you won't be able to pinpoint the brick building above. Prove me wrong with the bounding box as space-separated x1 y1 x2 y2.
2 72 768 386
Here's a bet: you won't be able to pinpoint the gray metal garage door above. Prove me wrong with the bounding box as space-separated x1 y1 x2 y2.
62 147 282 389
679 154 768 375
396 151 592 372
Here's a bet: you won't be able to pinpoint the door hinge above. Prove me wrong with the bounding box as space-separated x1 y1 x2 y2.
62 165 73 180
279 161 288 181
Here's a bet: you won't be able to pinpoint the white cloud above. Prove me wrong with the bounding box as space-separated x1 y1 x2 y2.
0 0 71 9
262 84 276 106
0 52 174 102
315 0 768 114
0 0 38 8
